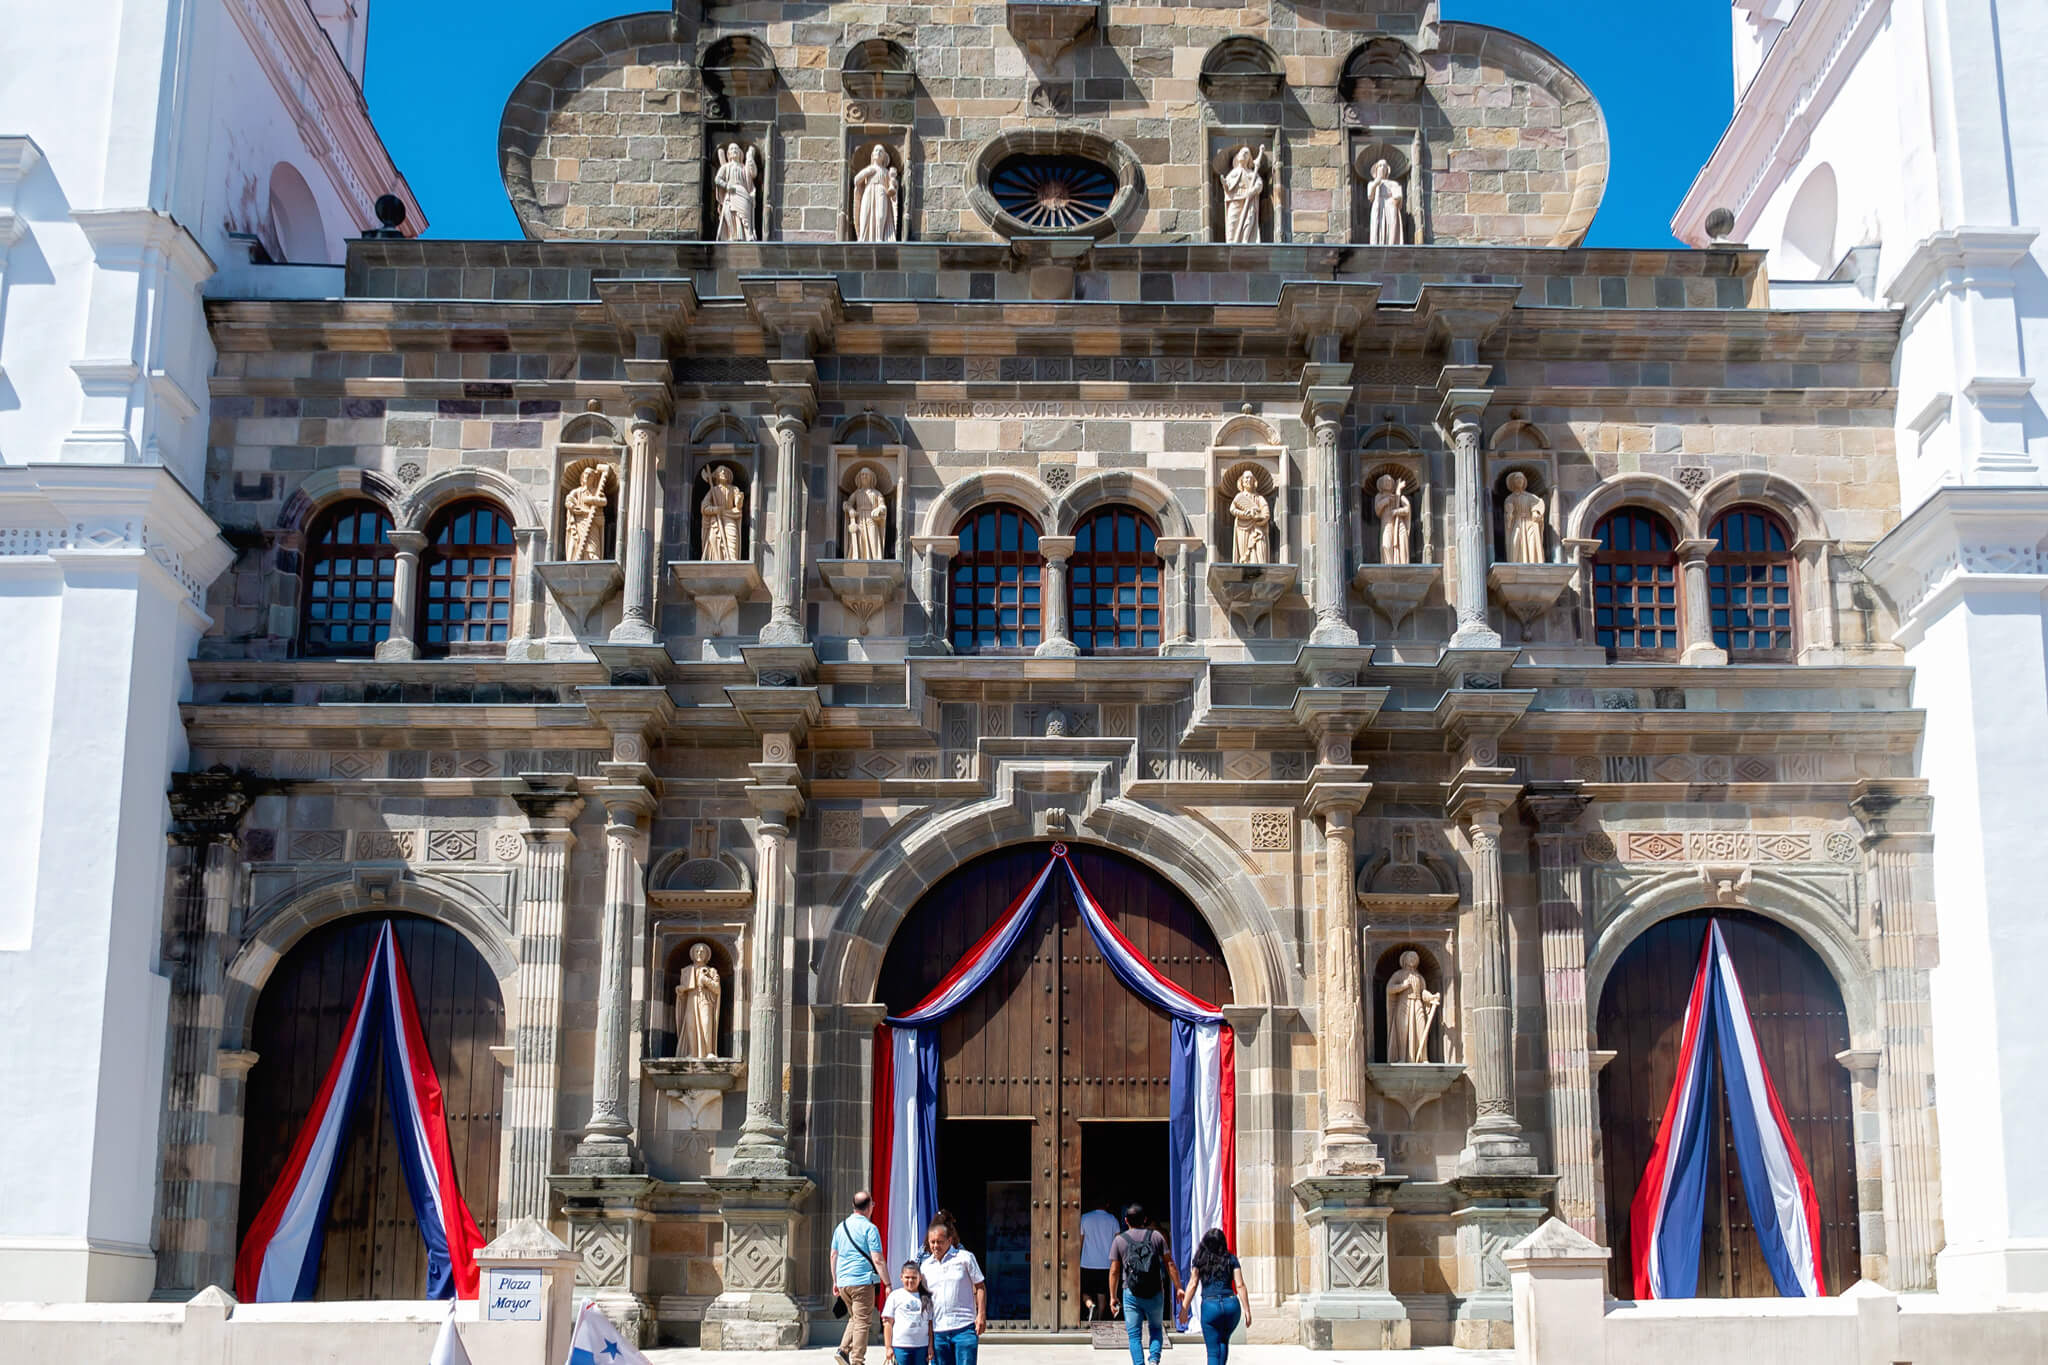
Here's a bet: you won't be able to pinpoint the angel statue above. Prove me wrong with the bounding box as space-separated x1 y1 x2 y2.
1221 145 1266 245
714 143 758 243
1374 473 1412 565
561 463 614 562
851 144 899 243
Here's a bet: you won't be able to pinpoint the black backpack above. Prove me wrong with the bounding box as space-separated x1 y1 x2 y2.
1121 1231 1163 1298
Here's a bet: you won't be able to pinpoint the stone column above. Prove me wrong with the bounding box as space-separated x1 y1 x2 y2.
574 782 653 1173
1313 795 1379 1173
1034 534 1079 658
1524 785 1598 1239
760 413 810 646
730 769 805 1177
610 404 662 645
1304 394 1359 647
1453 787 1534 1175
510 525 546 655
1158 535 1204 656
1852 786 1943 1291
377 528 426 661
504 777 584 1222
907 533 958 654
1441 387 1499 648
1675 536 1727 666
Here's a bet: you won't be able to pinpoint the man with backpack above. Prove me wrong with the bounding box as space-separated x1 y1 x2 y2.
1107 1203 1183 1365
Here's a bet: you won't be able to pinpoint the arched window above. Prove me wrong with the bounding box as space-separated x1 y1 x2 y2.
1591 508 1679 659
1708 507 1796 659
1069 506 1161 653
301 500 395 657
950 505 1043 653
419 500 516 654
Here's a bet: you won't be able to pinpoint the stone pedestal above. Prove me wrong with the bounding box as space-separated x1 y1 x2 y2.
1291 1177 1409 1351
553 1174 655 1346
701 1176 815 1350
474 1216 585 1365
1451 1175 1555 1349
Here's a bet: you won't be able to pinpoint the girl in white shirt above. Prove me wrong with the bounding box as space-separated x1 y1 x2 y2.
881 1260 935 1365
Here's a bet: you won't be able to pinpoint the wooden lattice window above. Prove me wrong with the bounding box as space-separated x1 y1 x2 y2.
1069 506 1161 653
1591 508 1680 659
420 500 515 654
1708 507 1796 659
950 505 1043 653
301 500 395 657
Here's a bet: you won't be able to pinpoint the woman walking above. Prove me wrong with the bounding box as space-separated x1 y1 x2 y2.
1180 1228 1248 1365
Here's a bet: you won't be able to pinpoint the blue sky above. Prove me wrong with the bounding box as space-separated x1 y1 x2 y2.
365 2 1731 247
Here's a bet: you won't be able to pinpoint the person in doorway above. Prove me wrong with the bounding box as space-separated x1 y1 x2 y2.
919 1216 987 1365
832 1190 888 1365
882 1260 935 1365
1080 1198 1120 1321
1180 1228 1248 1365
1108 1203 1183 1365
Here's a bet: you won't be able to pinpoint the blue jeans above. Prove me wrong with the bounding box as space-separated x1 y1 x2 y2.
893 1349 930 1365
932 1326 977 1365
1122 1289 1166 1365
1199 1294 1241 1365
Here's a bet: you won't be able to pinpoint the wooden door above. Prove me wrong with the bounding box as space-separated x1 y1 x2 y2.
238 914 505 1300
1597 909 1858 1298
877 842 1231 1328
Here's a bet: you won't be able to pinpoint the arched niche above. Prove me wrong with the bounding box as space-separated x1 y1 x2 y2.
1779 163 1840 280
1340 36 1426 102
1371 942 1450 1065
701 34 777 97
655 936 740 1061
266 162 328 264
1199 35 1284 101
840 36 914 99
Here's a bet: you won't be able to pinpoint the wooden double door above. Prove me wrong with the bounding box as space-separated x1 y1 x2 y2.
877 843 1231 1328
238 914 505 1300
1597 908 1859 1298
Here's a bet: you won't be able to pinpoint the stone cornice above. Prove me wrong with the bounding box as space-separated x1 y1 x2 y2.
1672 0 1889 244
222 0 423 235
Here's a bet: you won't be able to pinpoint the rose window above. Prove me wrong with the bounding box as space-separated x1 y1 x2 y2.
989 154 1118 232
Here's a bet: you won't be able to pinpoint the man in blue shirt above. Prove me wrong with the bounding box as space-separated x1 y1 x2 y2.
832 1189 887 1365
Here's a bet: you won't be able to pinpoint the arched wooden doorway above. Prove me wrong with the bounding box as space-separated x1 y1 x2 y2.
877 842 1231 1329
237 914 505 1299
1597 908 1858 1298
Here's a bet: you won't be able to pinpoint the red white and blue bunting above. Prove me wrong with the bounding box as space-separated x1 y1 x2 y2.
871 845 1235 1282
1629 919 1826 1299
235 921 486 1302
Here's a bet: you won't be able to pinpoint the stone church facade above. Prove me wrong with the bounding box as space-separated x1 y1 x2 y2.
160 0 1941 1349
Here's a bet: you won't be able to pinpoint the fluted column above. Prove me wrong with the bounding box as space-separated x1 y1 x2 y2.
1525 785 1596 1236
1442 388 1498 648
504 778 583 1221
1314 797 1379 1172
377 528 426 660
760 413 810 645
610 405 662 644
1306 402 1359 646
1454 789 1534 1174
1035 534 1079 658
574 784 652 1172
731 776 805 1177
1675 536 1727 665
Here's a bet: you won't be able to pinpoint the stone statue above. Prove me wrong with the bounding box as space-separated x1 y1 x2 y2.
562 463 613 562
1373 473 1411 565
851 144 899 244
843 466 888 560
1221 146 1265 245
699 464 745 561
1504 471 1546 564
1385 950 1439 1064
674 942 722 1059
1228 469 1270 563
714 143 758 243
1366 159 1405 246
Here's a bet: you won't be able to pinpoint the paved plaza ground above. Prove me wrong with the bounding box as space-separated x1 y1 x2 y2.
646 1348 1509 1364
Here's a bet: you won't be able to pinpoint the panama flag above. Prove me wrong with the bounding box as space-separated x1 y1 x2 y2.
566 1302 653 1365
1629 919 1826 1299
235 921 486 1302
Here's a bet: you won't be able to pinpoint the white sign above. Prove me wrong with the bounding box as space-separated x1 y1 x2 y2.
482 1268 544 1322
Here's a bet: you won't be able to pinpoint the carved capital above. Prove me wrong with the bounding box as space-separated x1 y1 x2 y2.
167 767 253 845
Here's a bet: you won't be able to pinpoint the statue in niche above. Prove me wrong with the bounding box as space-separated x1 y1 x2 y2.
1220 146 1266 245
1228 469 1270 563
843 466 889 560
1373 473 1411 565
714 143 759 243
674 942 723 1059
1504 471 1547 564
851 144 899 243
699 464 746 561
1385 950 1439 1064
1365 159 1406 246
561 464 614 562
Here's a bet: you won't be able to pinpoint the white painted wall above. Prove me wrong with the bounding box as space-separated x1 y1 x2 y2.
0 0 411 1301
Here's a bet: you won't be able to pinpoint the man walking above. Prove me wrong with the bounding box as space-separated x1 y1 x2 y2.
1108 1203 1182 1365
832 1190 887 1365
1080 1198 1119 1321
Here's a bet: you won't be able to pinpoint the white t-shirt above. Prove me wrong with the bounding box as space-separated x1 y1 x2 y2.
919 1246 985 1332
1080 1210 1119 1270
882 1287 932 1347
